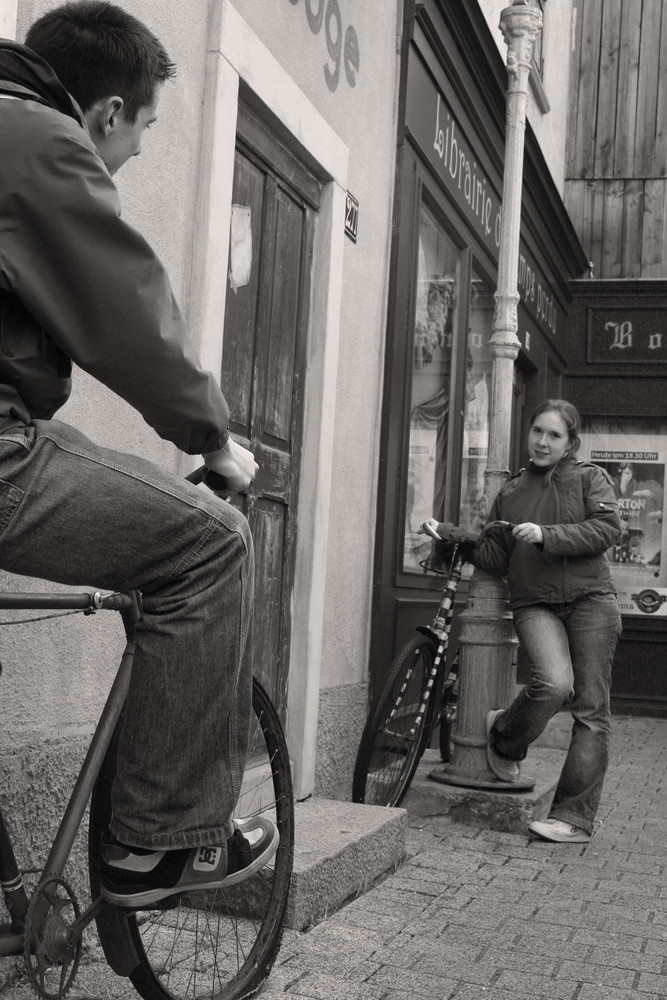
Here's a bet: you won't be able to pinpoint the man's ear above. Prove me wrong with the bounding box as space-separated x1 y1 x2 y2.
83 95 124 140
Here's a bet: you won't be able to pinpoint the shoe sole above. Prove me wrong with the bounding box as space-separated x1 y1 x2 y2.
485 710 519 783
528 821 590 843
101 825 280 907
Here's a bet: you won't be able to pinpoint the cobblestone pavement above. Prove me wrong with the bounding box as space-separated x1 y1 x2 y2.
3 715 667 999
261 715 667 1000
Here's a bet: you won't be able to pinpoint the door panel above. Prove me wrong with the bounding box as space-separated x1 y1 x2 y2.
221 108 319 720
264 191 304 444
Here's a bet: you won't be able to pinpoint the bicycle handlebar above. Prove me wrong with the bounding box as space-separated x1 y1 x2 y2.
0 591 136 612
186 465 230 493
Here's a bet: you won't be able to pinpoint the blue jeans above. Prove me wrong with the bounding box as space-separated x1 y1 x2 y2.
0 420 253 850
491 594 622 833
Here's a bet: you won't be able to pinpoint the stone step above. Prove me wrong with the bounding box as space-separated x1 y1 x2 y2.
401 746 563 832
287 798 406 930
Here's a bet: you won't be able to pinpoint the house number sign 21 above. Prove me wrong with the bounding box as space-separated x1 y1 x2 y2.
288 0 360 92
345 191 359 243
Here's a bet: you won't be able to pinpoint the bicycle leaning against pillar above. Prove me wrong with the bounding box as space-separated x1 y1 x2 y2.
352 519 513 809
0 469 295 1000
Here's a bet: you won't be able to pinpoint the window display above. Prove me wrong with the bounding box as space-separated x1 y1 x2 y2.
459 272 494 534
580 419 667 617
403 204 459 572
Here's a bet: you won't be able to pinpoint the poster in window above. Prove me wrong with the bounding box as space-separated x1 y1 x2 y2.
580 422 667 617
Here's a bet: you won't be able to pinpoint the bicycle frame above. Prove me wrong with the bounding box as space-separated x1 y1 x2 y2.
392 517 515 742
380 546 464 746
0 590 140 959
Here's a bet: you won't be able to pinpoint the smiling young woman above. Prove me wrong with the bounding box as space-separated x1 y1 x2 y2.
427 399 623 843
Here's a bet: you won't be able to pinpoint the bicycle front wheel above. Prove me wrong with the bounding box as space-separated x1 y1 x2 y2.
352 635 437 807
89 677 294 1000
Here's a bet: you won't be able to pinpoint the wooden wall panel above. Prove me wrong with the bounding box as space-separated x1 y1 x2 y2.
566 0 667 279
655 8 667 174
621 179 645 277
613 0 641 177
571 0 603 178
634 0 662 176
641 179 665 276
594 0 621 178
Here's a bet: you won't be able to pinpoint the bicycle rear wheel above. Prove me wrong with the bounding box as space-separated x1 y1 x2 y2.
352 635 438 807
89 678 294 1000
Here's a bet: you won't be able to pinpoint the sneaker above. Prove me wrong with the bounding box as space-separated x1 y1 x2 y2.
485 709 520 783
528 818 590 843
100 816 279 907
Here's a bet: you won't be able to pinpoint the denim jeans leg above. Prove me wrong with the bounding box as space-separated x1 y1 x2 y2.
0 420 254 850
548 594 622 833
491 606 574 761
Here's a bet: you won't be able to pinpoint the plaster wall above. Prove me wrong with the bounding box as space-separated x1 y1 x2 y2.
479 0 575 195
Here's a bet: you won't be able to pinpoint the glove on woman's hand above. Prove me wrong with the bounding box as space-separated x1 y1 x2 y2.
420 519 478 555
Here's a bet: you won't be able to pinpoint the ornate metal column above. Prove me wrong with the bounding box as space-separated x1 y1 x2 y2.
431 1 542 790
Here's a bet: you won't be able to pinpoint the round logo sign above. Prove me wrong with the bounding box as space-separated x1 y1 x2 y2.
631 589 667 614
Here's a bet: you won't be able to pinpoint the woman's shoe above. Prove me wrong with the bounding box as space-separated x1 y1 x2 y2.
528 818 590 843
486 709 520 782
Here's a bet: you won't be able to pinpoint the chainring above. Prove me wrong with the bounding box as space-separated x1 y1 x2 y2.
23 875 82 1000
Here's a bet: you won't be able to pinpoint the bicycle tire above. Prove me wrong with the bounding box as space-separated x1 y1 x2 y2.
352 635 438 807
89 677 294 1000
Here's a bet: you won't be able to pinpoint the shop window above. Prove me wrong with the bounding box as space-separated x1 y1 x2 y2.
459 270 494 534
580 417 667 619
403 203 461 572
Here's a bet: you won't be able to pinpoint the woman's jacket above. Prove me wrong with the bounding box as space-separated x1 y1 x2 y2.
469 455 622 610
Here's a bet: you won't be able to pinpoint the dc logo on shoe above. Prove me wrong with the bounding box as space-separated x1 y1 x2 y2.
193 846 222 871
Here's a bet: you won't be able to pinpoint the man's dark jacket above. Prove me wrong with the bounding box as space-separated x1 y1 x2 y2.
0 39 229 454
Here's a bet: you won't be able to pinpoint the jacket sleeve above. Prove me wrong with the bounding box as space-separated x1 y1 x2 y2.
541 466 622 557
1 112 229 455
467 493 512 578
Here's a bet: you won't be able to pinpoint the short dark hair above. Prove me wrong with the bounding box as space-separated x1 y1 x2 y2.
530 398 581 454
25 0 175 122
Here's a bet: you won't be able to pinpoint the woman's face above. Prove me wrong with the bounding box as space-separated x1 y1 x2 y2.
528 410 571 468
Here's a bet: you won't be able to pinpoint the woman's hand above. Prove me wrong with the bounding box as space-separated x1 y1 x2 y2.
512 522 544 546
419 518 442 540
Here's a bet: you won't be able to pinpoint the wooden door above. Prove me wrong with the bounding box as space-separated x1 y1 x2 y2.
221 105 319 721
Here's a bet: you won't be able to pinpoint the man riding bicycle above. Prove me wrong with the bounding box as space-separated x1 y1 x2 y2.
0 0 277 906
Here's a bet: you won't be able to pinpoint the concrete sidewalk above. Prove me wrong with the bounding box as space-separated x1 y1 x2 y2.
260 714 667 1000
4 714 667 999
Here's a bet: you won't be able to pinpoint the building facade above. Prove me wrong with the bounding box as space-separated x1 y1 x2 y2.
563 0 667 711
370 0 588 699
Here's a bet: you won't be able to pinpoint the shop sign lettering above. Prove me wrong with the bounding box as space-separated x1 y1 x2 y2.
587 308 667 363
431 93 502 247
287 0 360 92
406 52 564 341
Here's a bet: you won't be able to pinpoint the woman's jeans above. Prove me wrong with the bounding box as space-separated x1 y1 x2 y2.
491 594 622 834
0 420 254 850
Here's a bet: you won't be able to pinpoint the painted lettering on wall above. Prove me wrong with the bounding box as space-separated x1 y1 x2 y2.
432 94 498 243
518 253 557 335
288 0 360 92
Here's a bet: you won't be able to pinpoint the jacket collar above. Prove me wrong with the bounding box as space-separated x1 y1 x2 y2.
0 38 86 128
526 452 576 485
